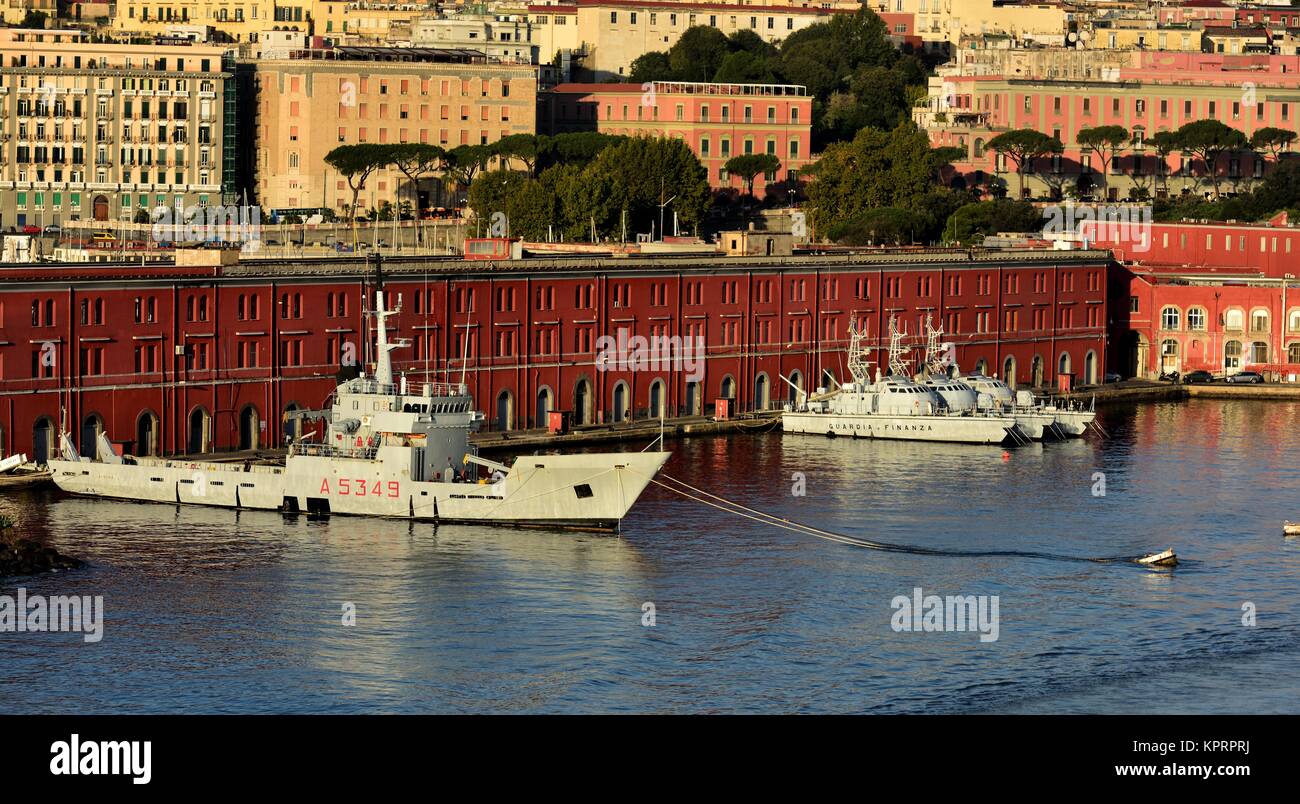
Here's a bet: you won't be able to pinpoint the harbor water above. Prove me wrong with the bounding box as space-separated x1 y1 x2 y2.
2 398 1299 713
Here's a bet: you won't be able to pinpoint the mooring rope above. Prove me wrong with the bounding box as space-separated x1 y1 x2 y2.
645 472 1171 567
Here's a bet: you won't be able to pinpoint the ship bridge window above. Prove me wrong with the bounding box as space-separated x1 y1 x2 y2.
574 483 594 499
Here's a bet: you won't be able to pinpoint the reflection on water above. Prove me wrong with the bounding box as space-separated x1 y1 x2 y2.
1 399 1298 713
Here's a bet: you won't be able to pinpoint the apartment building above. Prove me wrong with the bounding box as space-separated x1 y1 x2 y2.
527 1 843 81
0 28 234 229
915 46 1300 200
541 80 812 197
250 46 537 214
113 0 280 40
411 13 540 64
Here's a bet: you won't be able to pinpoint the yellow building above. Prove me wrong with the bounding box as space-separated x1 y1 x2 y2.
250 47 537 214
114 1 280 41
870 0 1067 47
0 28 233 227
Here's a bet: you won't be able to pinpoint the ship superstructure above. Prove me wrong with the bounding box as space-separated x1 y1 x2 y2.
48 292 670 531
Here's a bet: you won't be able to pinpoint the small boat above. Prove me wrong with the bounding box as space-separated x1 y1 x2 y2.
1284 522 1300 536
0 464 54 490
1136 548 1178 567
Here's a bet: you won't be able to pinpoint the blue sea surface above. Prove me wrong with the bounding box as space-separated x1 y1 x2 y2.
2 398 1298 713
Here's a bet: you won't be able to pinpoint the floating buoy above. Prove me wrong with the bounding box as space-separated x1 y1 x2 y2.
1284 521 1300 536
1136 548 1178 567
1001 451 1010 461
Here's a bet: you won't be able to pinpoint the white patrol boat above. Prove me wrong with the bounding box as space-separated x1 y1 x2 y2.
48 291 670 532
781 316 1021 445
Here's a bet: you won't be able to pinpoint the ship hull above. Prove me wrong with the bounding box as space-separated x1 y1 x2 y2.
48 450 671 532
782 412 1014 444
1051 410 1096 437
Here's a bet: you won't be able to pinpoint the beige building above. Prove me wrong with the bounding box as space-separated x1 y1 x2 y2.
114 1 281 41
527 1 843 81
869 0 1067 47
0 28 233 229
250 47 537 214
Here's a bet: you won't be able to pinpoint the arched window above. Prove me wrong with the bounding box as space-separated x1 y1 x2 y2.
1161 339 1179 357
1160 306 1181 330
1003 356 1017 388
1250 308 1270 334
1059 352 1072 376
1252 341 1269 364
1288 343 1300 364
1224 308 1244 331
1289 309 1300 333
1187 307 1207 331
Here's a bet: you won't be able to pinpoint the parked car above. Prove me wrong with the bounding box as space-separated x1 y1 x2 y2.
1183 370 1215 384
21 224 41 235
1224 371 1265 384
42 224 62 236
1103 372 1122 384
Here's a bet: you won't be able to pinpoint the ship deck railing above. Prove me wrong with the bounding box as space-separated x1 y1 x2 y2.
289 443 381 460
338 378 469 398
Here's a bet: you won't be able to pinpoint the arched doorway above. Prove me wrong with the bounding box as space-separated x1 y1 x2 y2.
80 414 103 459
535 386 553 428
495 390 514 431
1031 355 1045 387
32 417 54 464
720 375 735 400
282 403 302 444
92 195 109 221
573 378 592 425
1003 357 1017 389
1084 350 1097 385
974 358 989 376
239 405 260 450
188 407 211 454
753 373 769 411
1059 352 1072 378
648 379 665 419
612 381 629 423
684 381 701 416
136 410 159 457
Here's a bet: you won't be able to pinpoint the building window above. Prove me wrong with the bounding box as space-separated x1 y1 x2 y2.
1160 306 1180 330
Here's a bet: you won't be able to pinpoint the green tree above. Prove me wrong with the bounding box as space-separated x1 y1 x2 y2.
1076 125 1128 193
1149 130 1180 196
467 169 531 234
724 153 781 199
389 143 445 222
668 26 731 81
628 51 673 83
804 122 943 235
493 133 546 175
1250 126 1297 165
985 129 1064 199
1175 119 1248 199
944 200 1044 244
324 143 392 243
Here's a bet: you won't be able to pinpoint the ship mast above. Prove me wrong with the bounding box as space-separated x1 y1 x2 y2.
846 315 874 385
887 315 911 378
923 313 946 378
372 290 407 387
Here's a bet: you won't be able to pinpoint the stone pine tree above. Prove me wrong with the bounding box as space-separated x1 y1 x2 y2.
1075 125 1128 197
985 129 1064 200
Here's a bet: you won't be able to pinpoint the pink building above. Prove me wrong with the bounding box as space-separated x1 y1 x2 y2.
540 80 814 198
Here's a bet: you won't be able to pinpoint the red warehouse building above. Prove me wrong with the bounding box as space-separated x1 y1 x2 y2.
0 249 1110 462
1089 217 1300 378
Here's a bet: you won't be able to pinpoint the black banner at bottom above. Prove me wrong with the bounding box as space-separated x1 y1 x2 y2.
4 714 1286 791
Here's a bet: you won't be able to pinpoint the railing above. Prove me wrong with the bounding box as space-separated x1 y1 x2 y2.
289 443 379 460
339 378 468 398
